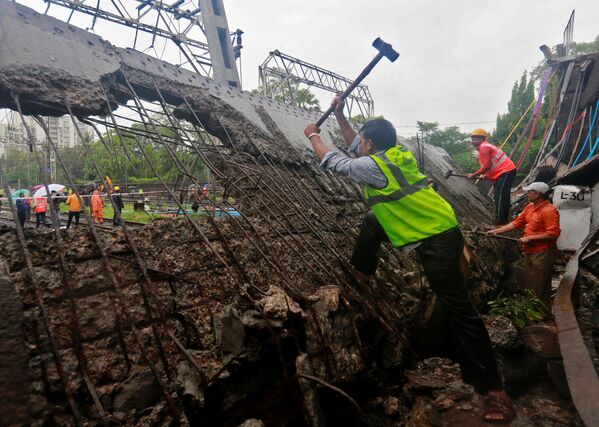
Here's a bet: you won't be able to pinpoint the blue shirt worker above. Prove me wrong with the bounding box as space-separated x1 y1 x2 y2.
304 97 514 424
15 192 30 228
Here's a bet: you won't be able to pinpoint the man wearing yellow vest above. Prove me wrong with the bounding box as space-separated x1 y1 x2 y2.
467 129 517 225
303 98 514 423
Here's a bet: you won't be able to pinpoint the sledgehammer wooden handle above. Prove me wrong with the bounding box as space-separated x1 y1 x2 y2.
315 37 399 127
475 231 519 242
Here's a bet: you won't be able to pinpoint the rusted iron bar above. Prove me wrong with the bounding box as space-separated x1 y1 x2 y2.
115 80 245 290
167 331 208 386
210 115 352 283
132 94 288 280
126 83 250 285
30 113 133 370
14 100 110 425
65 99 174 382
0 153 82 425
105 83 237 287
212 140 344 283
32 110 181 422
205 115 407 336
554 226 599 426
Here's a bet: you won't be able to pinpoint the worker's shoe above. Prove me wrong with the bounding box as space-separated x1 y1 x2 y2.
482 392 515 424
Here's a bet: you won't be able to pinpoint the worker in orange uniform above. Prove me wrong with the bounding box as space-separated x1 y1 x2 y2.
90 190 104 224
467 129 517 225
33 196 48 228
65 190 82 229
487 182 560 306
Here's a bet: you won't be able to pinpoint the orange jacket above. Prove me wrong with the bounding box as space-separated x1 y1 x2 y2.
511 200 560 253
33 197 47 213
91 193 104 211
66 194 82 212
474 141 516 182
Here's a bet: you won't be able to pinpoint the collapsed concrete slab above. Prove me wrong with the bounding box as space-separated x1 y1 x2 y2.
0 2 522 425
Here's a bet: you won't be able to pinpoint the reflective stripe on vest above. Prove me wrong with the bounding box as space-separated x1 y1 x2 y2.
364 146 458 247
481 142 508 173
366 151 429 207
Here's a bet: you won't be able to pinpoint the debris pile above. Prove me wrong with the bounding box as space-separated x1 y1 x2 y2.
0 2 584 425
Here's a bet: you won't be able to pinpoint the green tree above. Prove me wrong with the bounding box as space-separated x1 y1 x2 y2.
416 121 477 171
571 34 599 55
80 120 211 186
349 114 385 126
495 71 536 146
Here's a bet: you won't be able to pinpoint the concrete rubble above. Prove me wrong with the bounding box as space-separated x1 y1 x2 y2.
0 1 589 426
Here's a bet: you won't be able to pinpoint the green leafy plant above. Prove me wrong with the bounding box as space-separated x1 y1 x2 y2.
487 289 548 328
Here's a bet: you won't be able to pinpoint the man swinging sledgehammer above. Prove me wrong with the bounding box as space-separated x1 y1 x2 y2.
466 129 517 225
304 98 515 424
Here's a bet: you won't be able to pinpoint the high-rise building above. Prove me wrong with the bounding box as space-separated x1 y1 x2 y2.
0 112 93 157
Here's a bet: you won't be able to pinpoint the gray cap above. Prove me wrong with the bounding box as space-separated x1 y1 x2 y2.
522 182 550 194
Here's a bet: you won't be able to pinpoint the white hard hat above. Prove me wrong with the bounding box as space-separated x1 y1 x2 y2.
522 182 550 194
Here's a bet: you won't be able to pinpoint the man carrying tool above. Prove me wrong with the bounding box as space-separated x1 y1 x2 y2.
111 186 124 226
304 98 514 424
487 182 560 306
65 189 82 229
466 129 516 225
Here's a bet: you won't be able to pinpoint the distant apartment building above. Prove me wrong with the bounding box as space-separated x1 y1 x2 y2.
0 112 93 157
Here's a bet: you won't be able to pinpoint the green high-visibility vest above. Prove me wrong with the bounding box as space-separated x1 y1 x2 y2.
365 145 458 247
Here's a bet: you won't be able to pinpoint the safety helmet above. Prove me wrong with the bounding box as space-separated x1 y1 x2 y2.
114 186 120 191
470 128 488 137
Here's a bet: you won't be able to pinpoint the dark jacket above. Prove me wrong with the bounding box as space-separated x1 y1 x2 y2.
16 198 30 212
112 193 124 211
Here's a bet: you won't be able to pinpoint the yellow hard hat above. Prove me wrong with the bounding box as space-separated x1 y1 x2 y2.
114 186 120 191
470 128 488 137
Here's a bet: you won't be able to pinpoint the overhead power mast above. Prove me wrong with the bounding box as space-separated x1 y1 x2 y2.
198 0 241 87
35 0 241 87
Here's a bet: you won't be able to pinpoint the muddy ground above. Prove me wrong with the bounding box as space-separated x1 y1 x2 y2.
0 212 583 426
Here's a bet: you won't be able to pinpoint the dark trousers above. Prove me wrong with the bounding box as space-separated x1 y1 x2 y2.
35 212 46 228
113 208 122 225
17 210 28 228
351 212 503 393
493 169 516 224
66 211 80 229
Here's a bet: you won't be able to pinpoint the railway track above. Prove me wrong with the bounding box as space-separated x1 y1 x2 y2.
0 211 146 231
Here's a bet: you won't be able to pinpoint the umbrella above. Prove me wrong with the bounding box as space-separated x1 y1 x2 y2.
32 184 65 198
11 189 30 198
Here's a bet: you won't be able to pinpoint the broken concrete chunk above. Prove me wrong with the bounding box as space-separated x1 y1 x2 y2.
112 368 162 414
309 285 342 312
382 395 402 416
258 286 303 321
405 358 463 392
177 360 205 404
521 322 560 358
213 305 246 357
177 360 205 422
482 315 521 350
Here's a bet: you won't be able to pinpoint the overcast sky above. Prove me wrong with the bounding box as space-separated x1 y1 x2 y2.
225 0 599 136
13 0 599 137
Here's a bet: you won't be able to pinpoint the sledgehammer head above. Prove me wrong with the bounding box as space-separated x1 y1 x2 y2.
444 170 454 179
372 37 400 62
